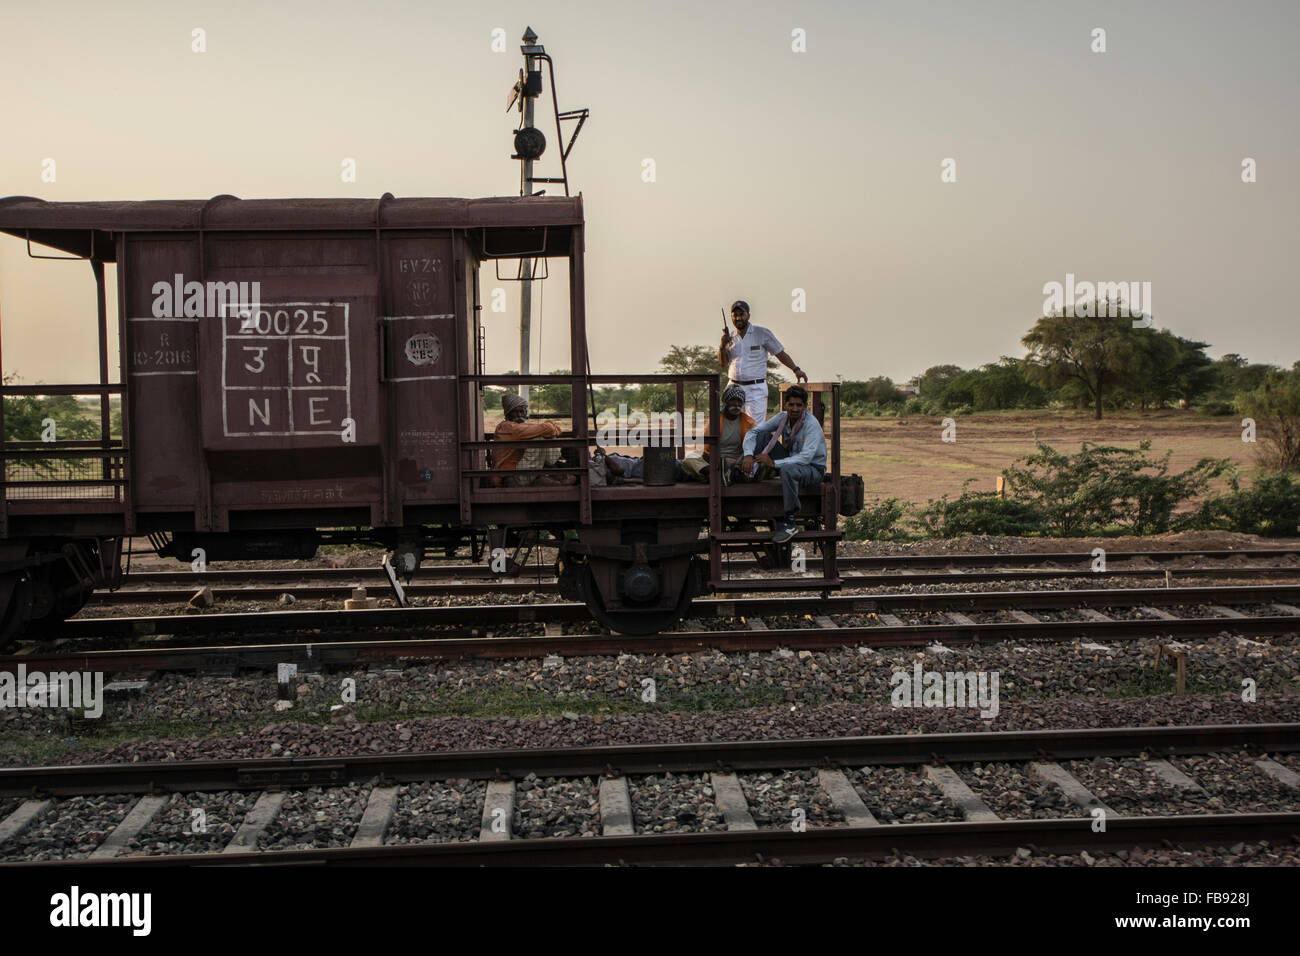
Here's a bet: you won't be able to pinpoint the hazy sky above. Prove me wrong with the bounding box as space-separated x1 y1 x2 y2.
1 0 1297 385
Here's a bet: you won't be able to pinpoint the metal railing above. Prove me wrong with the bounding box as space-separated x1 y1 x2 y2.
0 384 126 504
460 373 722 524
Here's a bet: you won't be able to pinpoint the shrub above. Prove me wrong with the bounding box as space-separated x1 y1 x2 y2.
1194 472 1300 537
1002 441 1229 536
913 487 1044 538
1195 400 1236 416
1235 369 1300 472
842 497 911 541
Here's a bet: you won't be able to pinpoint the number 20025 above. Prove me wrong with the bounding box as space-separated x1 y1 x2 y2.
238 308 330 336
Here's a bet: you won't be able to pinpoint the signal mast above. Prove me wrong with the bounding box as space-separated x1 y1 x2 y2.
506 27 587 400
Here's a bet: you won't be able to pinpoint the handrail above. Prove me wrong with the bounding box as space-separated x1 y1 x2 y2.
1 448 123 459
3 442 123 455
0 384 124 396
461 438 576 450
464 373 718 385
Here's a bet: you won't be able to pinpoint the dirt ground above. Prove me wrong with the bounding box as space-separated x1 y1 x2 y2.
838 410 1259 505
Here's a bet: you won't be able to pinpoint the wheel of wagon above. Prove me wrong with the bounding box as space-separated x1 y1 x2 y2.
577 558 697 636
49 557 91 622
23 560 90 632
0 572 34 650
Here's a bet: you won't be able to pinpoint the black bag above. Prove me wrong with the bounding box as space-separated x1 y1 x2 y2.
838 474 864 516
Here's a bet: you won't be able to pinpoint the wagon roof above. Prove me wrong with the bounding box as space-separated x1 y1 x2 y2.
0 195 584 258
0 194 585 230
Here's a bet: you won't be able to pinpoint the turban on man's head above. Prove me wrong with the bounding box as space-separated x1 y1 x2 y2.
502 392 528 417
722 384 747 405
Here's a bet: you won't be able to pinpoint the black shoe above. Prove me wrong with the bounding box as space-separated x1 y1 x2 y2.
771 517 798 544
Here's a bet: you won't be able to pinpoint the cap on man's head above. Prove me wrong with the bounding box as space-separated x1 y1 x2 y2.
722 384 747 405
730 300 750 315
502 392 529 417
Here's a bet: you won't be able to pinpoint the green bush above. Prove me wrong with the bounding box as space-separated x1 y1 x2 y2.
1002 441 1229 536
1194 472 1300 537
902 397 942 416
1195 400 1236 416
840 443 1241 542
1235 368 1300 471
842 497 911 541
913 487 1043 538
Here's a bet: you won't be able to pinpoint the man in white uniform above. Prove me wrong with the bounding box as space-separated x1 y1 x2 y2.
717 300 807 423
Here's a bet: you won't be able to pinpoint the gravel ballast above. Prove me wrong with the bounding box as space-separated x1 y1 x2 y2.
628 773 727 834
514 774 600 838
4 630 1294 745
951 763 1078 820
847 767 962 824
387 780 485 845
740 769 845 829
0 794 134 861
257 783 369 850
130 790 258 856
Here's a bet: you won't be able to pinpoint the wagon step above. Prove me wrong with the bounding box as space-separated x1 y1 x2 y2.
709 530 842 542
710 577 842 592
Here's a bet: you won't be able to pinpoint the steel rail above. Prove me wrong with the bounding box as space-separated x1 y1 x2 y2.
4 724 1296 866
2 723 1292 797
46 583 1300 640
12 812 1295 866
7 609 1299 672
77 582 1300 618
91 567 1300 604
115 546 1300 585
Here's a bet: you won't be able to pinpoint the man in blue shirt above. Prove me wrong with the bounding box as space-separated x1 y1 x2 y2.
739 385 827 543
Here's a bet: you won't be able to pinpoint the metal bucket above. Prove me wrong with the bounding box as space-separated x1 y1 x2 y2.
641 446 677 486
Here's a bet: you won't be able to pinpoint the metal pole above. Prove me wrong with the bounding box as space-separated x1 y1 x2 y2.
518 29 537 404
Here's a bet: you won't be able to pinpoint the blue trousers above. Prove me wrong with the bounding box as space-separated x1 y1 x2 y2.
769 444 824 513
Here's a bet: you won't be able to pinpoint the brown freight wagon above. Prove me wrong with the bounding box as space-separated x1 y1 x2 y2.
0 194 861 640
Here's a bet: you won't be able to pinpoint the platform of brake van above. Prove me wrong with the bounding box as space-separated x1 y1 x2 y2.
704 382 847 593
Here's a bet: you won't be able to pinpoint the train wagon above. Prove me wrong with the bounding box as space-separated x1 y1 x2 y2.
0 193 862 641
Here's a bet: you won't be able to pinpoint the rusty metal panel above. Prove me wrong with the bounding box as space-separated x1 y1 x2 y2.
124 236 204 514
200 289 379 445
382 234 459 508
189 238 383 523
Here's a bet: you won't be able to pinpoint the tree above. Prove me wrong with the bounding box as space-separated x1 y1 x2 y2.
968 358 1048 410
530 369 573 416
1236 368 1300 471
841 377 905 406
2 375 102 480
2 377 99 442
1164 336 1216 407
659 344 726 412
1021 307 1151 419
1204 354 1276 407
1110 332 1215 410
914 364 964 400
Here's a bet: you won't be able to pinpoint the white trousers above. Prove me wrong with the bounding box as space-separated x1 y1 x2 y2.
737 382 769 424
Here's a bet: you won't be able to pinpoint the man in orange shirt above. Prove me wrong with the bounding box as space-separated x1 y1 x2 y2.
493 393 570 486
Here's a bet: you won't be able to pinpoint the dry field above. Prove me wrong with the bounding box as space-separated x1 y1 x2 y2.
837 410 1259 505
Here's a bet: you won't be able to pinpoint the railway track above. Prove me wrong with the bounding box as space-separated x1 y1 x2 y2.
90 565 1300 605
101 546 1300 602
3 724 1296 866
9 583 1299 672
114 546 1300 584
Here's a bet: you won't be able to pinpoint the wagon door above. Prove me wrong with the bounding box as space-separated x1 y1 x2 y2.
381 233 460 515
